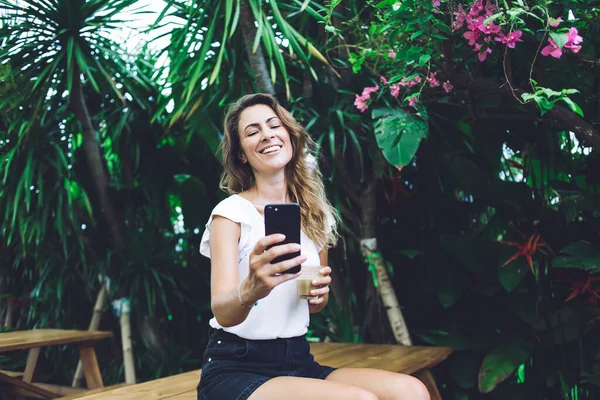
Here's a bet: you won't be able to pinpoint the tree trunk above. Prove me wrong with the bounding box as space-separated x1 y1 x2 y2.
70 66 125 249
69 66 135 385
359 182 412 345
239 0 276 95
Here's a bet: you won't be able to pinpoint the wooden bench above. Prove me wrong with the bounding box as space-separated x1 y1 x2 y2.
0 329 113 399
73 343 452 399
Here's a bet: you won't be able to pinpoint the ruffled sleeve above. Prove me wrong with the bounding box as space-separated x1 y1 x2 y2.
199 196 254 262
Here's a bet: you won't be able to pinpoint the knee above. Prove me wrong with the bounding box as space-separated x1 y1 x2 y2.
351 388 379 400
405 376 430 400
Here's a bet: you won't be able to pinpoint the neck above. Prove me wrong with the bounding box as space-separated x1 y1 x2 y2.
249 170 289 204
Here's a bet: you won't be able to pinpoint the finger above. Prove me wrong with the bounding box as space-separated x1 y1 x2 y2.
264 242 301 263
309 296 324 306
273 270 302 286
312 276 331 287
319 266 332 276
253 234 286 255
310 286 330 297
269 255 307 275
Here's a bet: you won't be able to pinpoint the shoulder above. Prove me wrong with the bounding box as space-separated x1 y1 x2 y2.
211 194 253 223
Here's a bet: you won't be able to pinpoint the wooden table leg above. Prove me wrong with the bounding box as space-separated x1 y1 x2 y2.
23 347 41 382
78 344 104 389
414 368 442 400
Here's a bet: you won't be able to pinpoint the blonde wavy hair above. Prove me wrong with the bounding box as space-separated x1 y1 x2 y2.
219 93 338 249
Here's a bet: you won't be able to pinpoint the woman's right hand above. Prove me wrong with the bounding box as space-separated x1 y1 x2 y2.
242 234 306 304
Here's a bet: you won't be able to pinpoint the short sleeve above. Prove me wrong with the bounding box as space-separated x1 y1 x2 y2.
199 196 254 261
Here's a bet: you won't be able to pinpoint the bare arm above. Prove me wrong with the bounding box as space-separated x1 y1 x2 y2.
209 215 307 327
209 216 252 327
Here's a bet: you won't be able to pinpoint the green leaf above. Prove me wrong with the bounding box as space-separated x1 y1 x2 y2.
418 53 431 66
559 97 584 117
450 352 481 390
478 341 534 393
549 32 569 48
497 243 528 292
372 108 428 168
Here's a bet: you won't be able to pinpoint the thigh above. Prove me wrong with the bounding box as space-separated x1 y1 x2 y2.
326 368 430 400
247 376 378 400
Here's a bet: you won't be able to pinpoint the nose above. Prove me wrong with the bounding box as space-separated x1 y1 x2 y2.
261 130 275 141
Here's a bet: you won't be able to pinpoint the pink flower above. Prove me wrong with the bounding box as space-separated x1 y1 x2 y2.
443 81 454 93
473 43 492 61
469 0 484 17
362 85 380 96
432 0 440 6
541 38 563 58
453 5 466 31
427 72 440 87
380 76 388 85
399 76 421 87
388 50 397 58
564 27 583 53
548 17 562 28
353 85 380 112
484 2 497 15
463 29 480 46
390 84 400 98
495 30 523 48
354 95 369 112
477 21 501 35
408 97 418 107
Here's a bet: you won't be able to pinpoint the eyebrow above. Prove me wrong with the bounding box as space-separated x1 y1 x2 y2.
243 117 279 133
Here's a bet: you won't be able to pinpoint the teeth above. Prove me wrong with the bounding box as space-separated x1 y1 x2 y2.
261 145 281 154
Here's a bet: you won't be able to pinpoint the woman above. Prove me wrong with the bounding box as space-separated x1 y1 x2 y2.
198 93 429 400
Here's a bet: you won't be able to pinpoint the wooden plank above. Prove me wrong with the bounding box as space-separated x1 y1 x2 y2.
23 347 41 382
313 343 390 366
163 390 196 399
57 383 130 400
73 370 201 400
309 342 355 357
0 329 112 352
79 345 103 389
0 369 23 378
0 370 60 398
325 346 452 375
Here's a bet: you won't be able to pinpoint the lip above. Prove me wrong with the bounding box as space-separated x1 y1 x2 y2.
258 144 283 154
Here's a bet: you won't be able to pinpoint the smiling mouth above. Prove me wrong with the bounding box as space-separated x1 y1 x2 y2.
259 145 282 154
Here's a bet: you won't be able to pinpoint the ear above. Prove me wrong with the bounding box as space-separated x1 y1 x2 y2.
239 153 247 163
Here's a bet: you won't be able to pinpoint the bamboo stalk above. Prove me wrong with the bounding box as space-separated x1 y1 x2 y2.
4 300 15 329
361 238 441 398
119 298 136 384
72 283 107 387
360 238 412 346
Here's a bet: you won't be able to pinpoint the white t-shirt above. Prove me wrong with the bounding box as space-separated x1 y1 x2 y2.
199 194 322 340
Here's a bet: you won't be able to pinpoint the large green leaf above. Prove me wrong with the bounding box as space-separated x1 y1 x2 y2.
372 108 428 168
552 241 600 272
478 341 534 393
439 234 496 274
497 243 528 292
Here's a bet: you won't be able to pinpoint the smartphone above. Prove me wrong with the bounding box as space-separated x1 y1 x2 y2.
264 203 301 274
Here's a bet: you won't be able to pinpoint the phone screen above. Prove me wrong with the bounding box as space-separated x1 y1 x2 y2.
264 203 301 274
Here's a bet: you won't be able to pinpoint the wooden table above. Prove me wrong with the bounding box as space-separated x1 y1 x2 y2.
0 329 113 399
73 342 452 399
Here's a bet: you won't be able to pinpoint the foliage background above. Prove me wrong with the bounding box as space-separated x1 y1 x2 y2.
0 0 599 399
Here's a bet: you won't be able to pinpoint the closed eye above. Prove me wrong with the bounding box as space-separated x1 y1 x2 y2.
248 131 258 136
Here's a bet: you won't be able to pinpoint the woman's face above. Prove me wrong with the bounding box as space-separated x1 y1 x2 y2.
237 104 293 176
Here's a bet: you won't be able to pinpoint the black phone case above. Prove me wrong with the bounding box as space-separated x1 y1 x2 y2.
264 203 301 274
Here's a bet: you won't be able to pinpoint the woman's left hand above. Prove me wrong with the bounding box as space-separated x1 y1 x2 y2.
309 266 331 306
